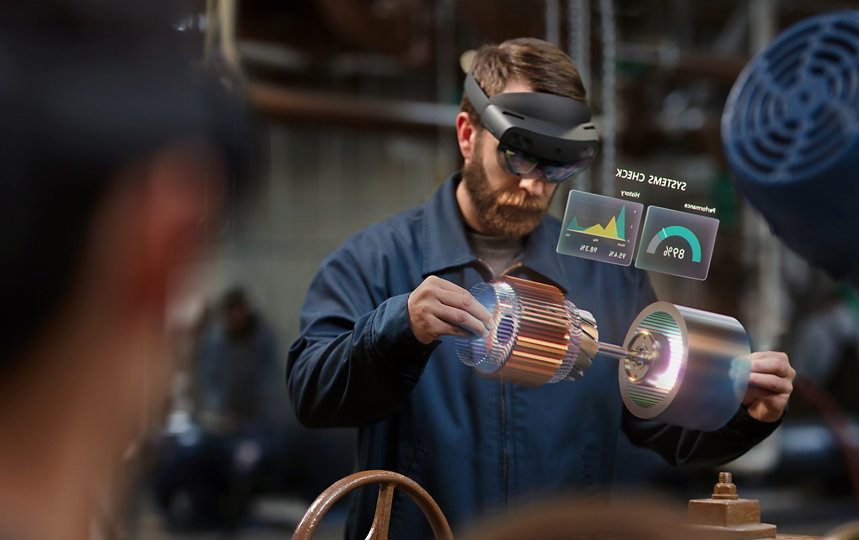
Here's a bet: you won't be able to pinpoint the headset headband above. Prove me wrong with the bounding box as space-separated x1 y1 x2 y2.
464 72 599 163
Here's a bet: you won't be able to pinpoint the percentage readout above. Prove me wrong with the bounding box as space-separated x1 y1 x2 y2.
662 246 685 259
608 250 627 260
580 244 598 253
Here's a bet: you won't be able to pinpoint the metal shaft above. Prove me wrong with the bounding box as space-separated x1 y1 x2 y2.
595 342 652 362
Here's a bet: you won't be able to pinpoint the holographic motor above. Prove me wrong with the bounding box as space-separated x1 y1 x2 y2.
455 276 751 431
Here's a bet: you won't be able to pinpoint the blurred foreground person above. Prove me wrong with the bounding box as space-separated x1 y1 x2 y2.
0 2 249 539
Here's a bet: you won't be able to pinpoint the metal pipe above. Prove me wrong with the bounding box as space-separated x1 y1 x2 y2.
247 83 458 133
566 0 593 203
545 0 561 46
598 0 617 196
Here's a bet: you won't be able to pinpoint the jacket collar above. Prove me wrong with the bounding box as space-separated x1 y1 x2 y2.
421 173 477 276
422 172 569 294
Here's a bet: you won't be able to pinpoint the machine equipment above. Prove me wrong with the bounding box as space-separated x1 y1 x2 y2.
722 10 859 286
455 276 751 431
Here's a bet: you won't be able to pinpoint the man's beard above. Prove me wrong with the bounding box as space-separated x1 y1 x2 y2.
462 149 552 238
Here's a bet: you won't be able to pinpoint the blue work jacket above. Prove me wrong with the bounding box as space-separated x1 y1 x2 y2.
286 173 778 539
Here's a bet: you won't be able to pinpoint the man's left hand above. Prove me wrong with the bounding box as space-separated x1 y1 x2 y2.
742 351 795 423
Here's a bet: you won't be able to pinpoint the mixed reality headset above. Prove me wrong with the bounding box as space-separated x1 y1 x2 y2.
464 72 599 182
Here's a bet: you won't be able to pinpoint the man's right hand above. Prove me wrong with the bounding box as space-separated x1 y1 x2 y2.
407 276 493 344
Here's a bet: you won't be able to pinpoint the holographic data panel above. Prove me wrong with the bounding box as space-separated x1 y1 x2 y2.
557 190 643 266
634 206 719 280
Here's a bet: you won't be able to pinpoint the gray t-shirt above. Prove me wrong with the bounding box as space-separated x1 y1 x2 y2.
465 229 525 277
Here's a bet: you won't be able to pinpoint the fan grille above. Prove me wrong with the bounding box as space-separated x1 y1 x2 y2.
724 11 859 180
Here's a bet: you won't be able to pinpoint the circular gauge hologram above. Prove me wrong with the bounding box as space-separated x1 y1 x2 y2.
722 10 859 281
644 225 702 263
454 276 596 387
619 302 751 431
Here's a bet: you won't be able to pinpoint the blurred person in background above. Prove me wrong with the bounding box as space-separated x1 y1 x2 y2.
0 1 249 539
286 37 794 538
197 286 280 433
151 286 283 531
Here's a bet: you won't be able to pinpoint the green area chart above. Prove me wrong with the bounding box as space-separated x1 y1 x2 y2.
567 205 627 242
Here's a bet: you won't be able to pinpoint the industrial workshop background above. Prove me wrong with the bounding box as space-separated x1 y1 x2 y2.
130 0 859 538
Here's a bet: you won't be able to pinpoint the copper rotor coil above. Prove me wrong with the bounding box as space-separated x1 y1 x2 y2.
490 276 573 387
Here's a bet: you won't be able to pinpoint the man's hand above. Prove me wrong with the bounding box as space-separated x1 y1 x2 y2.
407 276 493 345
742 351 795 423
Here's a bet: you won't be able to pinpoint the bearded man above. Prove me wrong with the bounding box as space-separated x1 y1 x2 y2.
286 37 793 539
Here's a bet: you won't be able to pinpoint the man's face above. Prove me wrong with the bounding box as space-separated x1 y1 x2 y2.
462 126 558 238
226 302 251 337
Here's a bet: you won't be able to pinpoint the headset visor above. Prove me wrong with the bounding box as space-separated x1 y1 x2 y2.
496 142 594 183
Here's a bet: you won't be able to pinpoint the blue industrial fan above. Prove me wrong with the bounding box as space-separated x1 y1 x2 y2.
722 10 859 284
